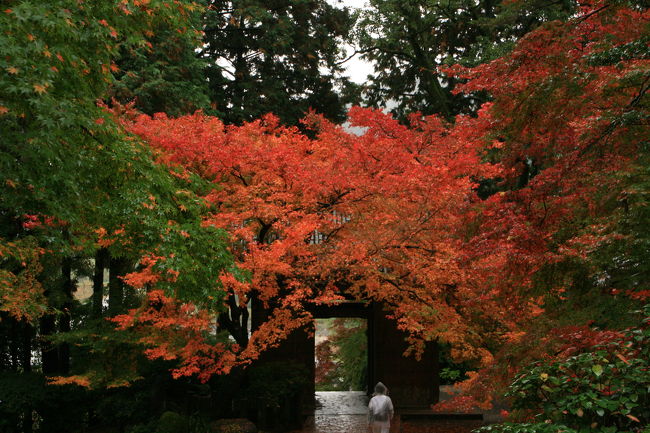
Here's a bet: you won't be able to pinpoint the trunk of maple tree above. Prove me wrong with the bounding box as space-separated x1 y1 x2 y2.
39 258 60 376
108 255 131 315
22 321 33 433
250 293 266 333
10 318 19 369
22 407 33 433
21 322 33 372
39 314 58 375
123 270 139 309
92 248 108 318
41 258 74 376
217 291 249 347
59 258 73 375
1 316 34 431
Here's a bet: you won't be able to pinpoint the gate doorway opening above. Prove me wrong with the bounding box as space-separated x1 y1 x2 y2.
314 318 368 392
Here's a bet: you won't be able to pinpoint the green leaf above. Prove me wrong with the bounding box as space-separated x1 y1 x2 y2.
592 365 603 377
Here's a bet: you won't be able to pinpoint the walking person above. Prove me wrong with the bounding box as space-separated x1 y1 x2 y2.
368 382 394 433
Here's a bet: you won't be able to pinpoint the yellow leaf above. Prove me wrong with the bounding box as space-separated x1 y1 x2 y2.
7 66 18 74
0 106 8 115
33 84 48 94
615 353 629 364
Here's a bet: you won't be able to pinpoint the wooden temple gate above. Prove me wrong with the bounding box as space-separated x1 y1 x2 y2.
256 301 440 419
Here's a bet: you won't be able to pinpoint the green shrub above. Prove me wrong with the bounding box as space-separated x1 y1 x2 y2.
480 305 650 433
188 413 212 433
244 361 308 408
157 411 187 433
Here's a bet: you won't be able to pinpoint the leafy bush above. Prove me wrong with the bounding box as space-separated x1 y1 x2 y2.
157 411 187 433
480 306 650 433
438 343 472 385
441 367 464 384
244 361 308 408
476 423 577 433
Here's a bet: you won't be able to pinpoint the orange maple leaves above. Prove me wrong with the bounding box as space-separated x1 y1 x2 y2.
0 239 47 322
117 103 499 376
112 290 238 381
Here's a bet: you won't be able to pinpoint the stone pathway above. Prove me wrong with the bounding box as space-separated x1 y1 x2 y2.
291 390 495 433
291 391 370 433
315 391 369 415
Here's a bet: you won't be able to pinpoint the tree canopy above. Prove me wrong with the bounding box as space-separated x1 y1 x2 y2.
355 0 576 120
200 0 358 126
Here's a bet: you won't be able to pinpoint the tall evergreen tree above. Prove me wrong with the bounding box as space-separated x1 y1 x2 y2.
356 0 575 120
201 0 358 126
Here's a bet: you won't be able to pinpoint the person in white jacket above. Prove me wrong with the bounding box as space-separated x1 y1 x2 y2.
368 382 394 433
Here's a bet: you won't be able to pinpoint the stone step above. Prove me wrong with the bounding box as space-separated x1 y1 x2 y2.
398 410 483 421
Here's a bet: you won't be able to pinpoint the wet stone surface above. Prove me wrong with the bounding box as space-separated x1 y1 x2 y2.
291 391 489 433
291 391 370 433
315 391 368 415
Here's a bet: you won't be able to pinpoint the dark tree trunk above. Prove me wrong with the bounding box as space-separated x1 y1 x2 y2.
59 258 73 375
92 248 108 318
108 255 131 315
22 322 33 433
122 260 138 309
217 291 249 347
40 257 74 376
40 313 58 375
22 407 33 433
251 291 269 333
10 318 19 369
21 322 32 372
